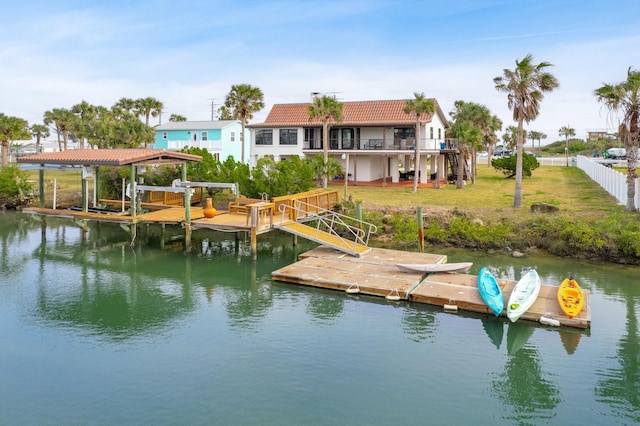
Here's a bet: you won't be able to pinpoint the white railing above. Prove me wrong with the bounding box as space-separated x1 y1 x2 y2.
279 200 377 248
167 140 222 151
576 155 640 210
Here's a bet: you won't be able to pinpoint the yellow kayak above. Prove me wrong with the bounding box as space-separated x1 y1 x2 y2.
557 277 584 319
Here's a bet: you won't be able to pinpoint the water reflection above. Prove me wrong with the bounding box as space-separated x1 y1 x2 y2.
481 317 504 349
4 212 640 424
401 305 437 343
595 299 640 424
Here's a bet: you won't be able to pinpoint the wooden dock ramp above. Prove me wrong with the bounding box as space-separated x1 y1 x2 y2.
275 221 372 257
272 246 591 329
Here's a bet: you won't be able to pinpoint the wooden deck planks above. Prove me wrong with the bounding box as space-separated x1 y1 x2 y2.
272 247 592 329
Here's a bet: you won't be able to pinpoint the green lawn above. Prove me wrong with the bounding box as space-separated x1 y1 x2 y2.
344 165 624 220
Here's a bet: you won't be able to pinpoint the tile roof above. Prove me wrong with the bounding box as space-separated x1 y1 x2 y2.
249 99 447 128
16 149 202 166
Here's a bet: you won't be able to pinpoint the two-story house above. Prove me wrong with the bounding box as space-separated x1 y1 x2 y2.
154 120 246 162
247 99 450 184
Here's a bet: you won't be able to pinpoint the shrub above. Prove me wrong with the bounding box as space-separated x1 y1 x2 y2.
0 166 35 208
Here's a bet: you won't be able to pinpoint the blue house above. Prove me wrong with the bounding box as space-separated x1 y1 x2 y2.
153 120 245 162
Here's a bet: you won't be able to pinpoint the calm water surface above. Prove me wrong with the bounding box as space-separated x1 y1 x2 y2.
1 211 639 425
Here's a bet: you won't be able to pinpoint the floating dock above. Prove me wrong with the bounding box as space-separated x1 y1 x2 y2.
272 246 591 329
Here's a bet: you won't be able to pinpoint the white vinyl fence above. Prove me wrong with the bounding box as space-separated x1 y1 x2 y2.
576 155 640 211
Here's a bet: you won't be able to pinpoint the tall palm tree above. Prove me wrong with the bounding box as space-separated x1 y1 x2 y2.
528 130 541 152
224 84 265 164
494 54 559 208
559 125 575 166
308 95 344 188
403 92 435 193
43 108 76 151
595 67 640 212
449 100 494 183
136 97 164 127
539 132 547 153
30 124 49 153
0 114 30 167
485 114 503 165
71 100 97 149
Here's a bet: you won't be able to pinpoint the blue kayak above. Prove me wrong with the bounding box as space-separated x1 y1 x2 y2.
478 267 505 317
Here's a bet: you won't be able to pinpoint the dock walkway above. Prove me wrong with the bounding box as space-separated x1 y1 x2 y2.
272 246 591 329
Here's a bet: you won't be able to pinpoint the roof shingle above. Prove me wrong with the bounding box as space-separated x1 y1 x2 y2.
249 99 445 128
16 149 202 166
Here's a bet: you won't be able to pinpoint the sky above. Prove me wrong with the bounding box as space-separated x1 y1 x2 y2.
2 0 640 143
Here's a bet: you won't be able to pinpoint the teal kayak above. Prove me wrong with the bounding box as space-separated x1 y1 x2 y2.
478 267 504 317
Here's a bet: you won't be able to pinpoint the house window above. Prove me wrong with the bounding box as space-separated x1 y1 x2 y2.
163 131 168 139
438 128 441 140
430 127 434 140
201 131 208 141
394 128 415 139
305 128 321 149
279 129 298 145
256 129 273 145
230 132 235 142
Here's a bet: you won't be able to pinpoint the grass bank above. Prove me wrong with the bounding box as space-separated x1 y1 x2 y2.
339 166 640 264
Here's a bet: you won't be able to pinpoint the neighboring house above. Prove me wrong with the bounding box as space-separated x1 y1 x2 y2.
247 99 451 184
154 120 245 162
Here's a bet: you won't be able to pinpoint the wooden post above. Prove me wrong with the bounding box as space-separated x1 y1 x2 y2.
184 223 192 253
355 201 363 222
182 165 191 216
129 164 137 217
417 207 424 252
250 205 258 258
82 175 88 212
95 166 100 207
39 165 45 208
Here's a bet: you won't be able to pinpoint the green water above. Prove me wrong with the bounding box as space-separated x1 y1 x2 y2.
1 210 639 425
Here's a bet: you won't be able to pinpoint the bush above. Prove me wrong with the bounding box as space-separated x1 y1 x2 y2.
491 153 539 177
0 166 35 208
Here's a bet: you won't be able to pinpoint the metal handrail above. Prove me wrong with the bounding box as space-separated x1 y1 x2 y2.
278 200 377 249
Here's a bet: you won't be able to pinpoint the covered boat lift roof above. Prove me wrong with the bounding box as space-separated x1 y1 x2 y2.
17 149 203 215
16 148 202 167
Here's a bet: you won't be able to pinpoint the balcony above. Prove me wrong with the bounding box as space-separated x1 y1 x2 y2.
302 138 455 152
167 140 222 151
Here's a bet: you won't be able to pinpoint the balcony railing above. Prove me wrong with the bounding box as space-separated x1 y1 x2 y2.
303 138 452 151
167 140 222 151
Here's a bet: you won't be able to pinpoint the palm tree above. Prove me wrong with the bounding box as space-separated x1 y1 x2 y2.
71 100 97 149
136 97 164 127
528 130 541 152
308 95 344 188
43 108 76 151
485 114 503 165
539 132 547 153
169 114 187 122
449 100 494 183
113 97 137 117
594 67 640 212
30 124 49 154
0 114 30 167
403 93 436 193
494 54 559 208
224 84 265 164
559 125 575 166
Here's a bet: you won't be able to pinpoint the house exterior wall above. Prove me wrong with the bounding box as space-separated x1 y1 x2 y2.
153 121 245 162
248 99 450 182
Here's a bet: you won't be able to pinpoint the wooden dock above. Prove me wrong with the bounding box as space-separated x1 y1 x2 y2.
272 246 591 329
